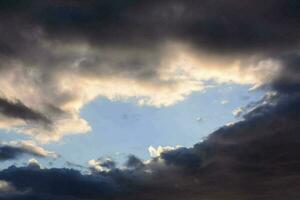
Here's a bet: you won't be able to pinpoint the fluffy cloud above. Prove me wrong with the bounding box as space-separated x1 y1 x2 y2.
148 145 181 157
88 158 115 172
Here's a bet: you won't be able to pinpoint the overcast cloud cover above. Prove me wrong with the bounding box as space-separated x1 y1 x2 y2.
0 0 300 199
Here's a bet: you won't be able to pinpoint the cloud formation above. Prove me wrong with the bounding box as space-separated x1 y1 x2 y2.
0 1 300 198
0 180 19 198
0 98 51 125
0 90 299 199
0 0 294 141
0 140 57 161
148 145 181 157
88 158 116 172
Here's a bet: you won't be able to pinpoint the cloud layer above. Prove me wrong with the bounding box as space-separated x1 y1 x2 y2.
0 1 300 199
0 0 296 141
0 140 57 161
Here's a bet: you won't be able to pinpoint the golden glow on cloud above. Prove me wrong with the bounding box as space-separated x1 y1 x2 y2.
0 41 281 142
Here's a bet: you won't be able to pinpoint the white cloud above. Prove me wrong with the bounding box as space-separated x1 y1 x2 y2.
232 107 245 117
27 158 41 168
88 158 114 172
148 145 182 158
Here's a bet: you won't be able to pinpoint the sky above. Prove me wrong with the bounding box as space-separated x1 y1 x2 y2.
0 83 263 169
0 1 300 199
0 83 264 169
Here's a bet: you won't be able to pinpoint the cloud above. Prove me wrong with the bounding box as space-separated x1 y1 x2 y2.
0 0 294 141
2 86 300 199
232 107 245 117
0 90 299 199
27 158 41 169
0 140 57 161
0 97 51 125
0 180 27 199
271 53 300 93
0 166 118 200
0 180 15 193
88 158 116 172
125 155 145 169
0 1 300 198
148 145 181 158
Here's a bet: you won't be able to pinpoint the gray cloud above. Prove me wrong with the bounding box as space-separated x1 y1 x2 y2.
0 0 299 69
1 1 299 54
271 53 300 93
0 141 57 161
125 155 144 169
0 97 51 125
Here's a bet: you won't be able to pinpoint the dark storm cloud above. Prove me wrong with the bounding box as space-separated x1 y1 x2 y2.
0 0 300 85
0 0 299 93
125 155 144 169
0 98 51 124
0 166 119 200
271 53 300 93
160 147 202 169
0 0 299 53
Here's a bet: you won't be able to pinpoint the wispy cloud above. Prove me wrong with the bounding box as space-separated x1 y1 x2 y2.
0 140 57 161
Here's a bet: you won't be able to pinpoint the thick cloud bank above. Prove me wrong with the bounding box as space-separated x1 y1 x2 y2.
1 0 299 141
